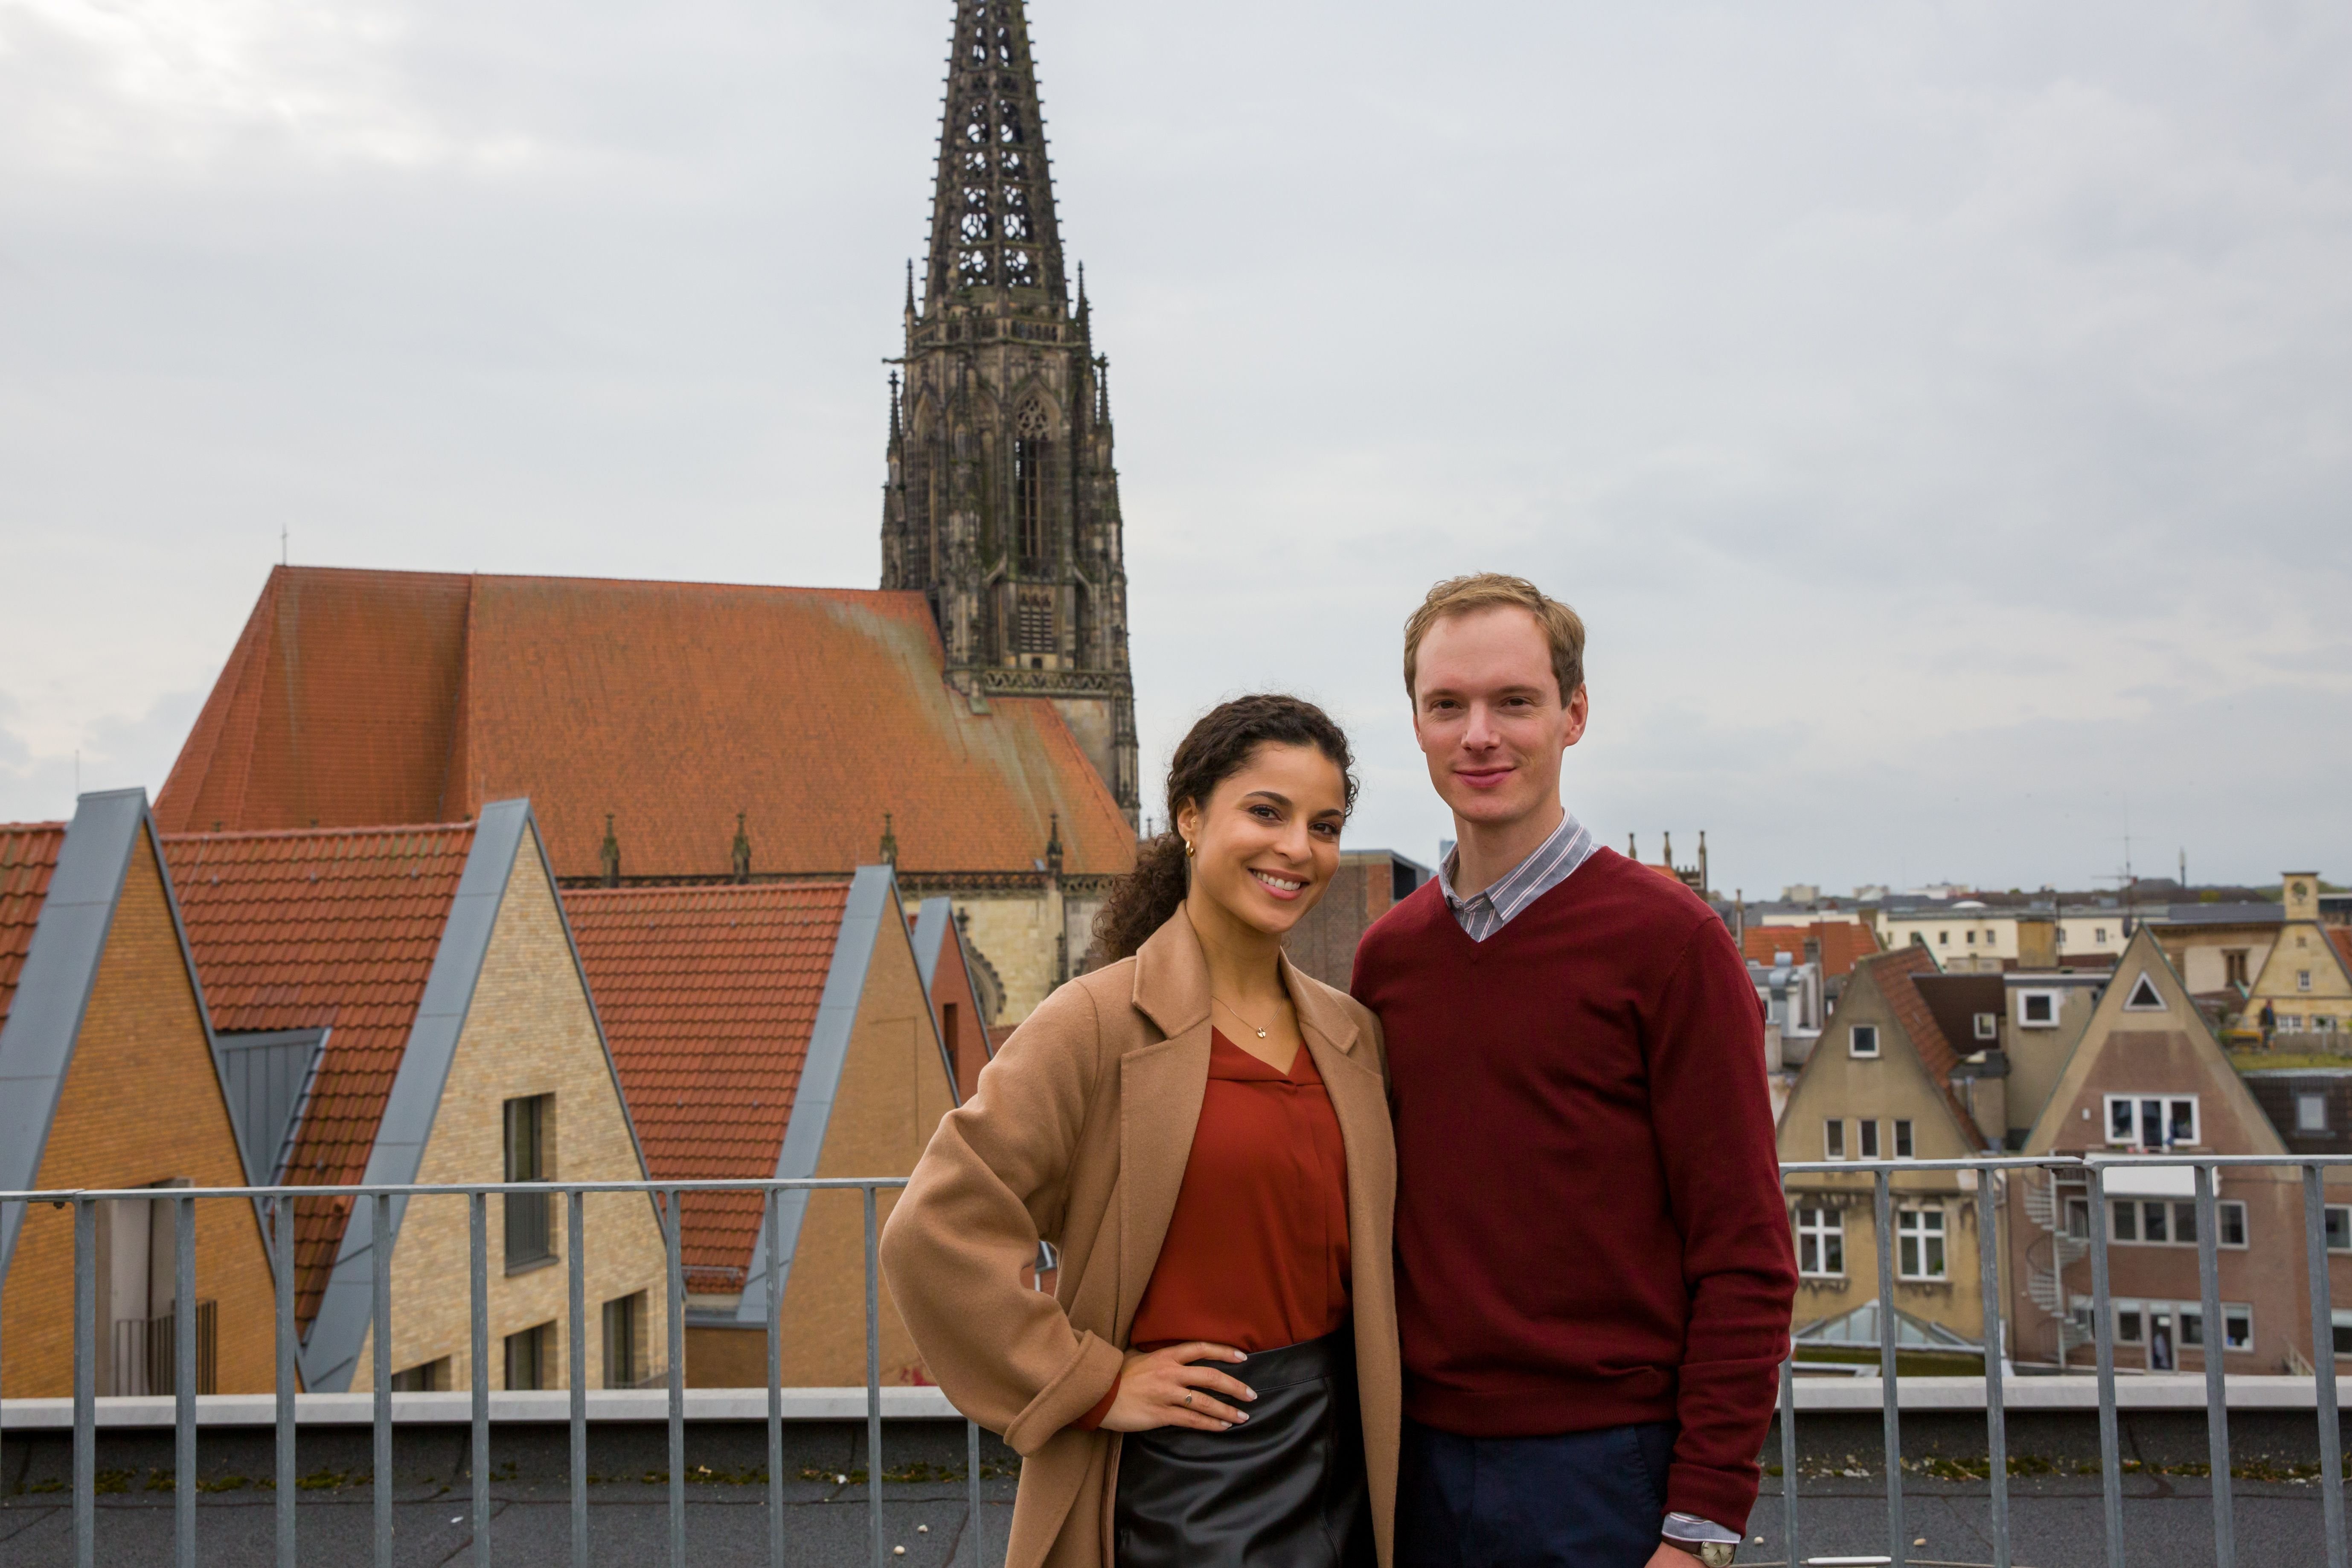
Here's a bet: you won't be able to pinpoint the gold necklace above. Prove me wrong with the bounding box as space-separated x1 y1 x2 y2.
1212 995 1275 1040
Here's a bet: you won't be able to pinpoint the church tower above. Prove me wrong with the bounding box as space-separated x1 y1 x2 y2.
881 0 1139 823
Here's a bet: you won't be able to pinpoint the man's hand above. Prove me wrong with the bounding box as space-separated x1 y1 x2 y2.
1098 1342 1257 1433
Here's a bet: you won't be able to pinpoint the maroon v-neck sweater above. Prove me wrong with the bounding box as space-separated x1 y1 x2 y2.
1352 847 1796 1530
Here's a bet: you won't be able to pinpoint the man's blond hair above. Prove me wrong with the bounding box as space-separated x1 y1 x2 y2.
1402 573 1585 705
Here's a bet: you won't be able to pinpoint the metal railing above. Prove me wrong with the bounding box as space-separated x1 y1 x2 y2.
9 1159 2352 1568
1776 1153 2351 1568
0 1178 986 1568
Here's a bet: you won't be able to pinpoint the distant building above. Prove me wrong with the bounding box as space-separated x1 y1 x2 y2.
2230 874 2352 1049
1776 948 2002 1357
1284 850 1434 989
563 868 954 1387
1742 921 1881 982
1749 955 1826 1070
164 801 670 1394
2149 901 2284 1006
910 897 997 1102
2004 927 2312 1373
0 791 279 1398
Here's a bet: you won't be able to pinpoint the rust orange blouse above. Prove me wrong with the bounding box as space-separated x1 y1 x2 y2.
1076 1028 1352 1428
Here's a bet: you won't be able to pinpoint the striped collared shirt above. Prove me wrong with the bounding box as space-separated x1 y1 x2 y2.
1437 810 1598 942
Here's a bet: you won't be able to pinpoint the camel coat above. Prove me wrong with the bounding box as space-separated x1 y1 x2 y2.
879 907 1400 1568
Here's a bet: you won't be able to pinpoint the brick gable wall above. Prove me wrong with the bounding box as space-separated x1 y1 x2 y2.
3 831 279 1397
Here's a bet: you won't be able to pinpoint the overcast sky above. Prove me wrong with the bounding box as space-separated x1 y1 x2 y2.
3 0 2348 898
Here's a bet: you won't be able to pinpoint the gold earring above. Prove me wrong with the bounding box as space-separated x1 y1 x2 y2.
1183 839 1195 858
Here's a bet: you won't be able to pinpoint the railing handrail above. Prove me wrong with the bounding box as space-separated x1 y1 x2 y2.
0 1176 913 1202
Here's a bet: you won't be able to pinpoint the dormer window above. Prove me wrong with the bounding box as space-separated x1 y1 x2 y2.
1850 1024 1880 1059
1974 1013 1998 1041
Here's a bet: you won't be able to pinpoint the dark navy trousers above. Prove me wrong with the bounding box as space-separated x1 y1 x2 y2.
1395 1417 1676 1568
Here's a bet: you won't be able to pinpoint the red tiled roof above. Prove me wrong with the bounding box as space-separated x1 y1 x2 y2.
1857 945 1989 1148
0 823 66 1033
158 566 1137 881
1743 921 1881 979
163 823 475 1324
563 881 852 1288
2330 927 2352 979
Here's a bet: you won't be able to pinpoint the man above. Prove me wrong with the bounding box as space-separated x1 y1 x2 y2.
1352 574 1797 1568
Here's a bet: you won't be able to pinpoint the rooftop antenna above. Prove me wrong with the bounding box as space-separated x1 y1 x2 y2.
280 524 288 566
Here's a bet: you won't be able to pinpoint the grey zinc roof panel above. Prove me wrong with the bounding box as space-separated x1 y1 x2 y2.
0 790 148 1278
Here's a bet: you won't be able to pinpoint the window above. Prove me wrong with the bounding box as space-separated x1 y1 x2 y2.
2122 972 2164 1010
604 1293 645 1388
1850 1024 1880 1059
505 1322 552 1391
2300 1093 2330 1134
2096 927 2111 944
2179 1306 2255 1353
2335 1310 2352 1358
1974 1013 1998 1041
1794 1207 1844 1277
2301 971 2316 993
1938 931 1949 946
1859 1120 1881 1159
391 1357 449 1392
1897 1208 1947 1279
2019 991 2059 1028
1824 1119 1846 1160
1966 931 1977 946
2329 1206 2352 1252
1893 1120 1915 1159
2225 950 2250 987
1014 435 1049 568
2110 1199 2246 1247
2105 1094 2198 1149
2116 1306 2144 1344
504 1094 554 1271
2064 1196 2091 1240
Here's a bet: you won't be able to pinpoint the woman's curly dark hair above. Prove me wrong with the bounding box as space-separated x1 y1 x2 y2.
1092 694 1359 963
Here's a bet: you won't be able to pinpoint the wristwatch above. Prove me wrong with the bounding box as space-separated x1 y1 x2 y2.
1661 1512 1739 1566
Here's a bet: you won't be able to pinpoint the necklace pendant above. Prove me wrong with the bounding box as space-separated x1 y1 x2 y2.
1255 1028 1268 1039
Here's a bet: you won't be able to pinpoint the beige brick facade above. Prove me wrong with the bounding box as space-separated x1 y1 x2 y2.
350 830 667 1389
3 831 279 1397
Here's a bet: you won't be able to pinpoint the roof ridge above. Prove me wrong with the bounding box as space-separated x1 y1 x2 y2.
163 821 478 845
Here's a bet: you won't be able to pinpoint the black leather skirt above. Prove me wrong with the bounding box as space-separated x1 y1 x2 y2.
1113 1328 1375 1568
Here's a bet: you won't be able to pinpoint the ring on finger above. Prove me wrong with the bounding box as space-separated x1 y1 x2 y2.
1182 1394 1193 1407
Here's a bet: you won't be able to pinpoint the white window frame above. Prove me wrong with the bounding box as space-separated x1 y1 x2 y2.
2105 1093 2198 1149
2333 1308 2352 1359
1893 1119 1915 1159
1794 1206 1843 1278
2122 972 2166 1010
1974 1012 1998 1041
2299 1093 2330 1134
1859 1119 1881 1159
1824 1119 1846 1160
2179 1304 2255 1354
1896 1207 1948 1280
2328 1205 2352 1253
1850 1023 1880 1059
2018 990 2061 1028
2110 1197 2246 1248
2301 970 2316 993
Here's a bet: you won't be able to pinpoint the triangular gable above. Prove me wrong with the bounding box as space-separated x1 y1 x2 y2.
302 799 641 1392
2021 926 2284 1158
1777 948 1984 1156
736 864 948 1327
0 791 224 1277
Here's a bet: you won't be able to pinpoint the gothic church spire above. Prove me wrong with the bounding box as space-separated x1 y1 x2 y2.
881 0 1139 825
925 0 1067 312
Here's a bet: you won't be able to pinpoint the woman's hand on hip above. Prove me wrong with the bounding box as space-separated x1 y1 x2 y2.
1099 1343 1256 1433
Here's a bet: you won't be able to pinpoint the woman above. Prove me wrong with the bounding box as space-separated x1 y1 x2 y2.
881 694 1398 1568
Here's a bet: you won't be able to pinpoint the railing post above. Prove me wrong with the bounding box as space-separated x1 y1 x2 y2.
372 1190 393 1568
175 1192 198 1568
866 1183 887 1568
666 1188 686 1568
1778 1352 1798 1568
1977 1167 2009 1568
73 1196 96 1568
2089 1161 2123 1568
768 1185 786 1568
2305 1164 2348 1568
274 1195 296 1568
470 1189 490 1568
570 1186 589 1568
2192 1163 2234 1568
1874 1167 1904 1568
